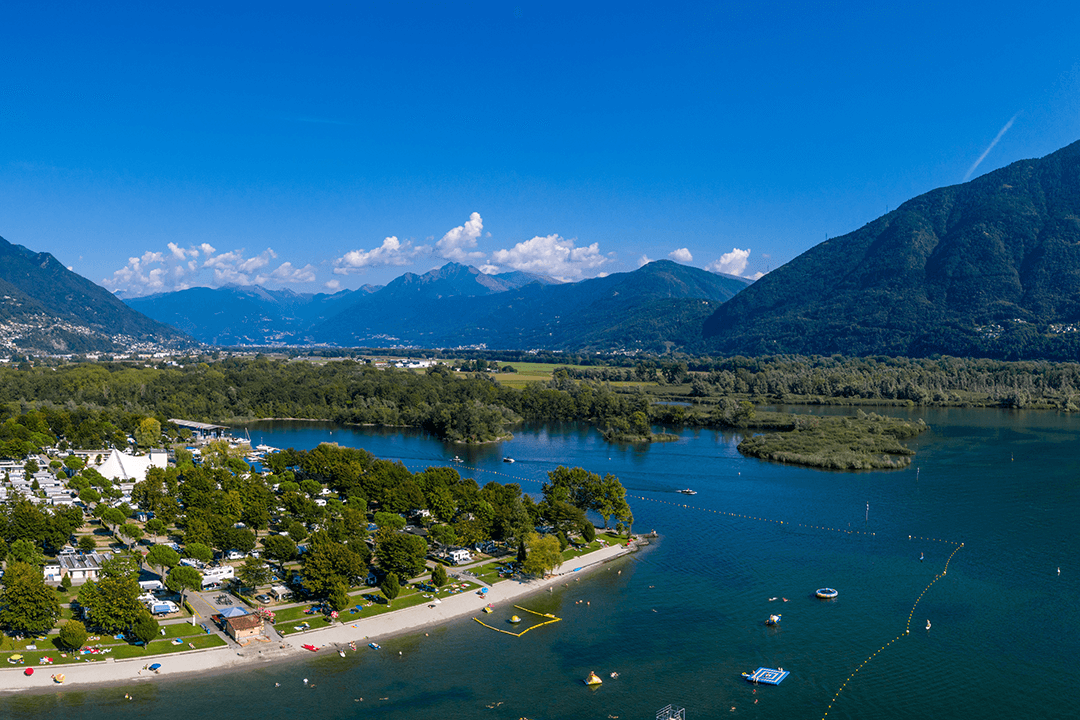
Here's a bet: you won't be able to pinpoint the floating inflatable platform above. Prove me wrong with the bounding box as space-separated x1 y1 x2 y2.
742 667 789 685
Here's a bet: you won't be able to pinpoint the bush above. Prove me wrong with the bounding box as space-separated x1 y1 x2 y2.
329 582 350 612
58 619 88 651
132 610 160 645
556 531 569 551
60 574 72 591
431 564 448 588
380 573 401 606
580 523 596 543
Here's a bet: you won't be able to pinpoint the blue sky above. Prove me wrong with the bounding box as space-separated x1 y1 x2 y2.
2 2 1079 297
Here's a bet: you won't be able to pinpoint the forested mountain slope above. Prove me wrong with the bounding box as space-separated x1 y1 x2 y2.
702 139 1080 360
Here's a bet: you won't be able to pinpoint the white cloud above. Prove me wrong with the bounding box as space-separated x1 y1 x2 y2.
332 236 421 274
638 254 653 267
324 279 341 291
668 248 693 263
478 264 500 274
435 212 485 262
489 234 609 282
105 244 317 296
706 248 752 276
269 262 317 284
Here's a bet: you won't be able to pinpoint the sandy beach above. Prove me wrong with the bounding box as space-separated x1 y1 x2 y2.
0 541 638 695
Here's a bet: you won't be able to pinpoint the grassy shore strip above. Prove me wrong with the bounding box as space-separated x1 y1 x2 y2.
0 540 640 694
0 627 224 667
736 412 928 470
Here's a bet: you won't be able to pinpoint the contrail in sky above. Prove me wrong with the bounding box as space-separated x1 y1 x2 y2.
964 114 1017 181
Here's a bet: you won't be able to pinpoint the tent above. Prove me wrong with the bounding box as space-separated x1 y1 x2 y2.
220 606 249 618
24 668 33 676
148 663 162 671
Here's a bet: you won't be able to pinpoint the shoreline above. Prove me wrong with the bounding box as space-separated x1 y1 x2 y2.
0 540 642 696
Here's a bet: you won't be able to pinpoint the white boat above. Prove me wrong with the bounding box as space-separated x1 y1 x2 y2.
678 488 697 495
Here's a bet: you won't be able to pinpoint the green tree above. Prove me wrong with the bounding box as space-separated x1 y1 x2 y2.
184 542 213 564
165 565 202 612
328 581 350 612
375 531 428 579
431 563 448 588
0 561 61 635
101 507 126 534
428 524 457 549
237 557 271 591
262 534 298 570
77 535 97 553
523 532 561 577
380 572 400 606
144 517 167 542
8 538 43 566
134 417 162 449
581 522 596 543
302 542 365 597
146 544 180 580
373 511 406 531
77 557 141 633
132 609 159 645
58 619 88 651
118 523 144 547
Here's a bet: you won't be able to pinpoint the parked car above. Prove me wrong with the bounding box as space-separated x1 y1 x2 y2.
255 594 272 604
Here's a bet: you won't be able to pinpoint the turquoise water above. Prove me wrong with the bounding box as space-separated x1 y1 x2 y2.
6 408 1078 719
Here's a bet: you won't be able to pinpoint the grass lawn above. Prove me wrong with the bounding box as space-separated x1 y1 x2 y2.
274 581 482 635
0 625 224 666
560 533 626 562
470 561 514 585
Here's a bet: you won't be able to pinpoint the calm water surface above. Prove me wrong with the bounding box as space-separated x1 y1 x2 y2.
7 408 1078 719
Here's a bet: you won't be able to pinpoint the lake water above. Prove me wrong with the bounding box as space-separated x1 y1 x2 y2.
7 408 1078 719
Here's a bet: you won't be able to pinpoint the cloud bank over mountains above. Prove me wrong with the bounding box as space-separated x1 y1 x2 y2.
106 211 763 296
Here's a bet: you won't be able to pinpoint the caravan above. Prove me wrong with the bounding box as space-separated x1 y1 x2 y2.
201 565 235 588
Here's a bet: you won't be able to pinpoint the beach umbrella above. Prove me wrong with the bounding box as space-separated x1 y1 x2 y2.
148 663 161 671
10 654 23 660
24 668 33 676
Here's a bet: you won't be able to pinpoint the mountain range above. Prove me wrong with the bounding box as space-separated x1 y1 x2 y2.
127 261 751 350
9 137 1080 360
0 235 190 355
702 138 1080 360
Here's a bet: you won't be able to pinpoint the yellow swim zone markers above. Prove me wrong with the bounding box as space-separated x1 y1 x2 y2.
474 605 562 637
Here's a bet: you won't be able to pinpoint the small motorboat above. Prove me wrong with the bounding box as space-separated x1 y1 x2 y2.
509 615 522 624
766 614 782 626
584 671 603 686
301 644 319 652
338 650 346 658
369 642 381 650
451 456 464 463
503 457 515 463
677 488 697 495
815 588 839 599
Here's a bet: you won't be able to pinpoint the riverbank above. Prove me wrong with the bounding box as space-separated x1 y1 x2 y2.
0 540 641 695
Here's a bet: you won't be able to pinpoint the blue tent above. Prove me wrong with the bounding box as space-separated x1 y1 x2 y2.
220 606 249 618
